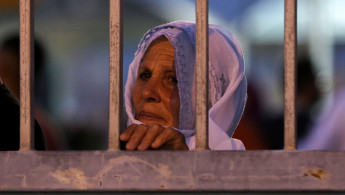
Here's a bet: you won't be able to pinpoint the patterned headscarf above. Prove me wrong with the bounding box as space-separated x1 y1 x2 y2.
125 21 247 150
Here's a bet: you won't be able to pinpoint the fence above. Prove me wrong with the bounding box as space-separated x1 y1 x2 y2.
0 0 345 193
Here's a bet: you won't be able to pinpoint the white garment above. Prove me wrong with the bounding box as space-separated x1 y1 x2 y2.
124 21 247 150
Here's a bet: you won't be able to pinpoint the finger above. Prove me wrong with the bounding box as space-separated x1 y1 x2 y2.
151 128 176 149
120 124 137 141
137 124 164 151
126 125 149 150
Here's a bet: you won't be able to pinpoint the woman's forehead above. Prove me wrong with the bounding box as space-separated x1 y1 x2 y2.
139 38 175 71
145 37 174 57
139 56 175 72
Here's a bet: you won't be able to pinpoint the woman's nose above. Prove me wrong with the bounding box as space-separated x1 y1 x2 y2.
142 79 161 102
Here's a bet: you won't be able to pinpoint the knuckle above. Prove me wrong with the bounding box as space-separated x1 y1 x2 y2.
167 128 178 136
130 124 138 128
146 124 162 135
150 124 162 132
131 134 142 142
151 124 160 128
165 127 173 133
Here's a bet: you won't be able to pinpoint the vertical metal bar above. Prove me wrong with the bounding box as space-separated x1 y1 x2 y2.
195 0 209 150
108 0 123 150
284 0 297 150
19 0 34 151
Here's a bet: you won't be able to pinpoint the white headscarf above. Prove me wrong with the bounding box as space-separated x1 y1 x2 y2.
125 21 247 150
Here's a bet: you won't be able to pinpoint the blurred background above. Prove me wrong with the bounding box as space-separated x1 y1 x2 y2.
1 0 344 150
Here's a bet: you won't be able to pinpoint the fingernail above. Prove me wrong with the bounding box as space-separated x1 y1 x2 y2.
126 143 134 150
120 134 127 141
137 145 144 151
151 142 158 149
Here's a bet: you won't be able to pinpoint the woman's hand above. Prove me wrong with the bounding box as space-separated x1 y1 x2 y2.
120 124 189 150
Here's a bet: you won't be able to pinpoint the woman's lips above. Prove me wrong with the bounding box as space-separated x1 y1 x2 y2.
138 111 164 122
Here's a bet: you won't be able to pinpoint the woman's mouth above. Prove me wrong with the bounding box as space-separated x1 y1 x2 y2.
138 111 164 122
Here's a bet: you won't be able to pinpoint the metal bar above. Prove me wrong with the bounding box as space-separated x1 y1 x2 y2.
1 150 345 191
284 0 297 150
195 0 209 150
108 0 123 150
19 0 34 151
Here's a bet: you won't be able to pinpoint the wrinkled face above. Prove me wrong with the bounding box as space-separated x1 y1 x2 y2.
132 36 180 128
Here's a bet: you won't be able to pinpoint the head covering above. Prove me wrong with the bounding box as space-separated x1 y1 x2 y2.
125 21 247 150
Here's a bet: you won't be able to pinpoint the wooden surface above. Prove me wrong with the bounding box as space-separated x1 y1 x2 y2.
108 0 123 150
195 0 209 150
284 0 297 150
19 0 34 151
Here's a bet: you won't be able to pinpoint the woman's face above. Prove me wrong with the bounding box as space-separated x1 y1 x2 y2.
132 37 180 128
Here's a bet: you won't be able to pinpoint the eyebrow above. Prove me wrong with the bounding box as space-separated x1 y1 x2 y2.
137 67 151 73
138 66 175 73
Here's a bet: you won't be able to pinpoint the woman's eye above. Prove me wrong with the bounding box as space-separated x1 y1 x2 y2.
169 77 178 84
139 72 151 80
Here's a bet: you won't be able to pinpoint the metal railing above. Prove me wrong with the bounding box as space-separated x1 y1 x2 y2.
19 0 34 151
284 0 297 150
108 0 123 151
18 0 297 152
1 0 344 193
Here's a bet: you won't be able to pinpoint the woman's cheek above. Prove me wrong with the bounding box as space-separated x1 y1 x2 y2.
169 88 180 127
132 84 142 114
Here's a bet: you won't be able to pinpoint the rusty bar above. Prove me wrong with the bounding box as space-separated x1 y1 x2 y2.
19 0 34 150
195 0 209 150
284 0 297 150
108 0 123 150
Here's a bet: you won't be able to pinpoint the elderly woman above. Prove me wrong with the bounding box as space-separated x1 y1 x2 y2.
120 21 247 150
